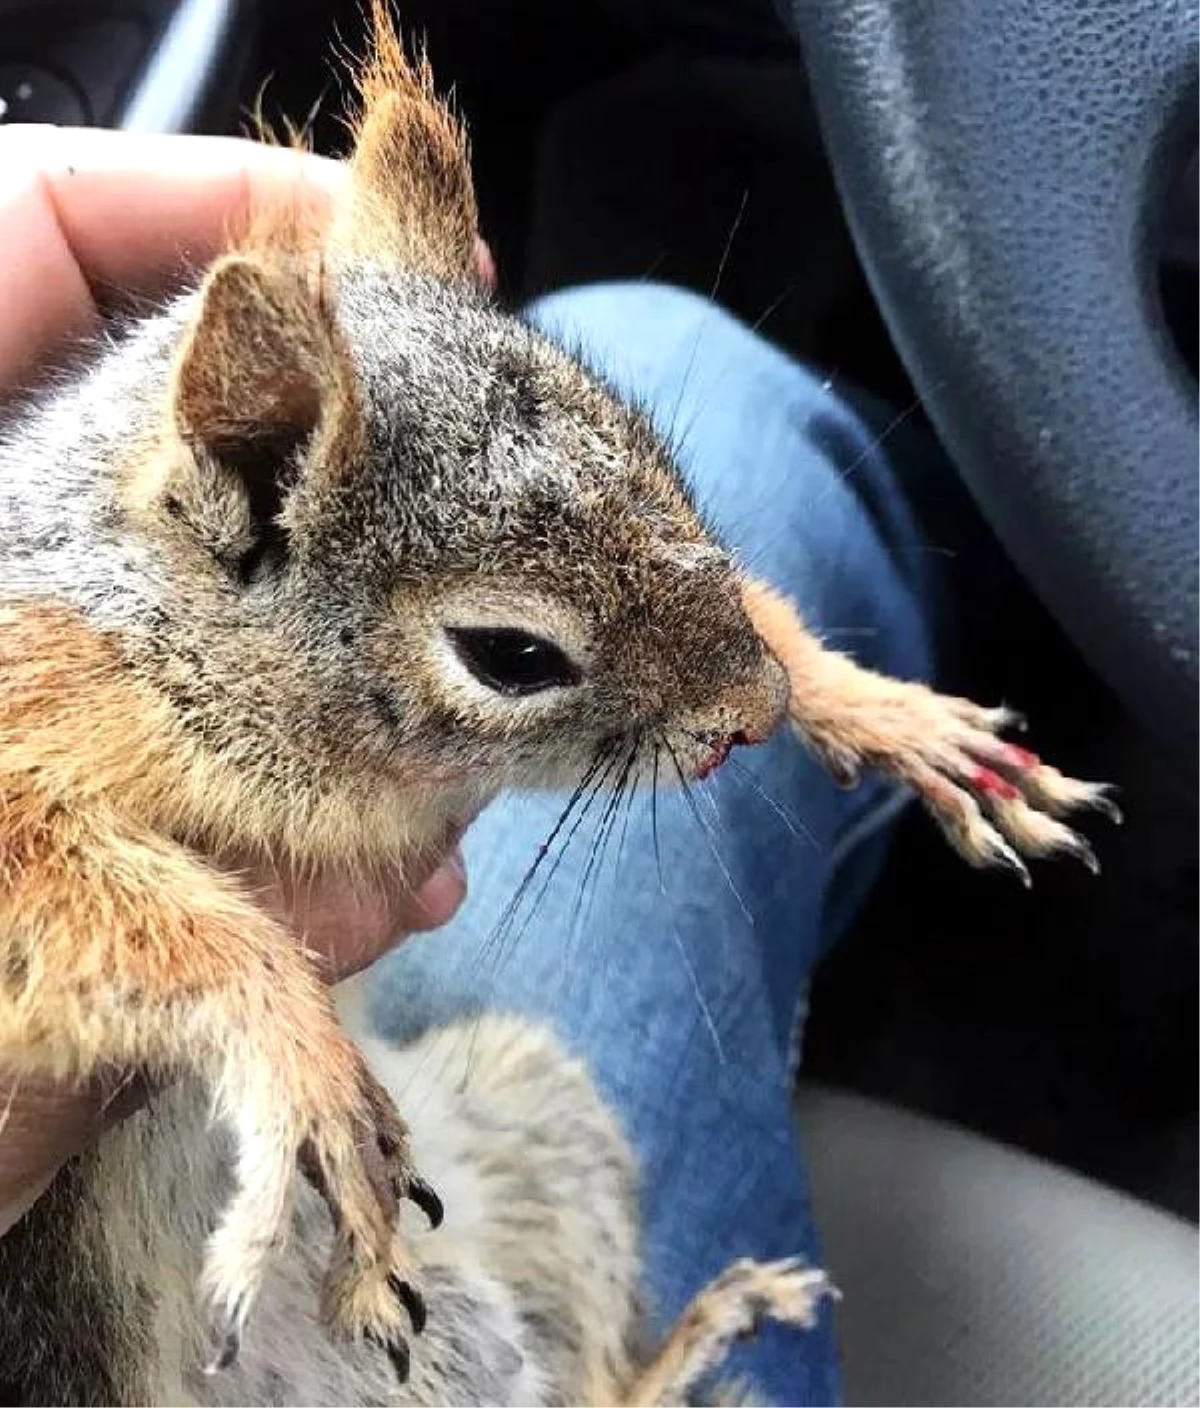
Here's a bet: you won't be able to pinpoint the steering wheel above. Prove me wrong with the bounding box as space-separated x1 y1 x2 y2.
785 0 1199 765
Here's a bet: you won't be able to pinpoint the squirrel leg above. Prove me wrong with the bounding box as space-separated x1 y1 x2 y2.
622 1258 832 1407
741 576 1119 883
0 798 435 1381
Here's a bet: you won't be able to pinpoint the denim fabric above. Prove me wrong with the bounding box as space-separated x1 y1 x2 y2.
369 283 933 1405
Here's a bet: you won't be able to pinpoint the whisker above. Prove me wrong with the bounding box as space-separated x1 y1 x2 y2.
564 737 641 953
722 754 817 849
473 743 620 977
518 743 628 1019
660 735 753 925
412 745 620 1094
650 738 726 1063
659 189 750 453
749 281 795 336
515 742 630 950
613 747 643 875
709 189 750 303
677 727 818 851
574 747 645 999
0 1075 22 1138
534 737 641 1029
814 386 943 509
693 772 722 824
639 250 669 283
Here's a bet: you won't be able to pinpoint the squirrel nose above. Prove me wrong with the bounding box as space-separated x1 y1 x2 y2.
738 651 790 743
690 656 790 778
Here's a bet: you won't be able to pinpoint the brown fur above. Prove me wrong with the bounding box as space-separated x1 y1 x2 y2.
0 2 1114 1403
0 613 422 1366
172 254 362 476
332 0 479 279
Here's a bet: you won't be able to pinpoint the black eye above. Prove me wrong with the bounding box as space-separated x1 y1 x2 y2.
447 627 582 696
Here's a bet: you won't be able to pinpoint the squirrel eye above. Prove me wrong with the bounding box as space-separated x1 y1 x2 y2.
447 627 582 696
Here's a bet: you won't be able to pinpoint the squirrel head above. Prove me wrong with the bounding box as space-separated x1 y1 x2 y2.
126 3 787 864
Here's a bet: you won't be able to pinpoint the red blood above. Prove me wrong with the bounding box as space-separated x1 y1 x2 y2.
694 740 731 780
974 766 1020 800
694 730 765 780
1004 744 1040 770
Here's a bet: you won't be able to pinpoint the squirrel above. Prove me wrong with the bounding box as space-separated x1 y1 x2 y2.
0 4 1117 1403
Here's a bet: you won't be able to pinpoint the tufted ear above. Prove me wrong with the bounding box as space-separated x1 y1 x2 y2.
164 252 362 580
330 0 480 281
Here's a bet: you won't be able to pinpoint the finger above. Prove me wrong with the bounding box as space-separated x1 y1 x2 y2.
396 845 468 935
0 126 349 390
0 125 494 394
0 1066 153 1236
316 845 468 978
242 841 468 983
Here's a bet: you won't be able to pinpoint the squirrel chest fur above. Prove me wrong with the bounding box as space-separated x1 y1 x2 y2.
0 6 1115 1404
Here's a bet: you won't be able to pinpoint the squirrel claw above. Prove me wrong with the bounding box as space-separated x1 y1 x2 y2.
982 703 1029 734
407 1174 444 1229
367 1329 411 1384
1067 835 1101 876
203 1306 246 1376
388 1274 427 1334
989 834 1033 888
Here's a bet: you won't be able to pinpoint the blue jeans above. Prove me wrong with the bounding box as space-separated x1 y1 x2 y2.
370 284 934 1405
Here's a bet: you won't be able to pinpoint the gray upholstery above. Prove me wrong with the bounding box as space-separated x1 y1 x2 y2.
798 1084 1200 1406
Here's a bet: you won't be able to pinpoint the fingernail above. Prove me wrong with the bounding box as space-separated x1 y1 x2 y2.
408 845 467 931
475 237 497 288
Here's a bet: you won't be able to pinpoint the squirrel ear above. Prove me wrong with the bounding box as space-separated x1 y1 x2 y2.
167 253 361 578
330 0 480 281
173 253 342 451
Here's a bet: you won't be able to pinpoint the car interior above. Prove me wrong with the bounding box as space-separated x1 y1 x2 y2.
1 0 1196 1403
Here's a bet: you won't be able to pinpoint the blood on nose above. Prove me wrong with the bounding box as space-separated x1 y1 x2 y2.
694 729 760 781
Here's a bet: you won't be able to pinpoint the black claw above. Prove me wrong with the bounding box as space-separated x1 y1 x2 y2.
407 1175 444 1229
387 1337 410 1384
736 1295 770 1342
209 1291 253 1374
217 1327 242 1371
206 1320 242 1376
828 760 861 790
365 1329 410 1383
388 1274 427 1334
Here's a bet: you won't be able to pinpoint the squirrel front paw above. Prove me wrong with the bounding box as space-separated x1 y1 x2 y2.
201 1049 440 1383
301 1061 441 1383
796 683 1119 883
739 578 1117 882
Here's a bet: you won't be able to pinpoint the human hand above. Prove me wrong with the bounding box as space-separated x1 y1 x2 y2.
0 124 490 1233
